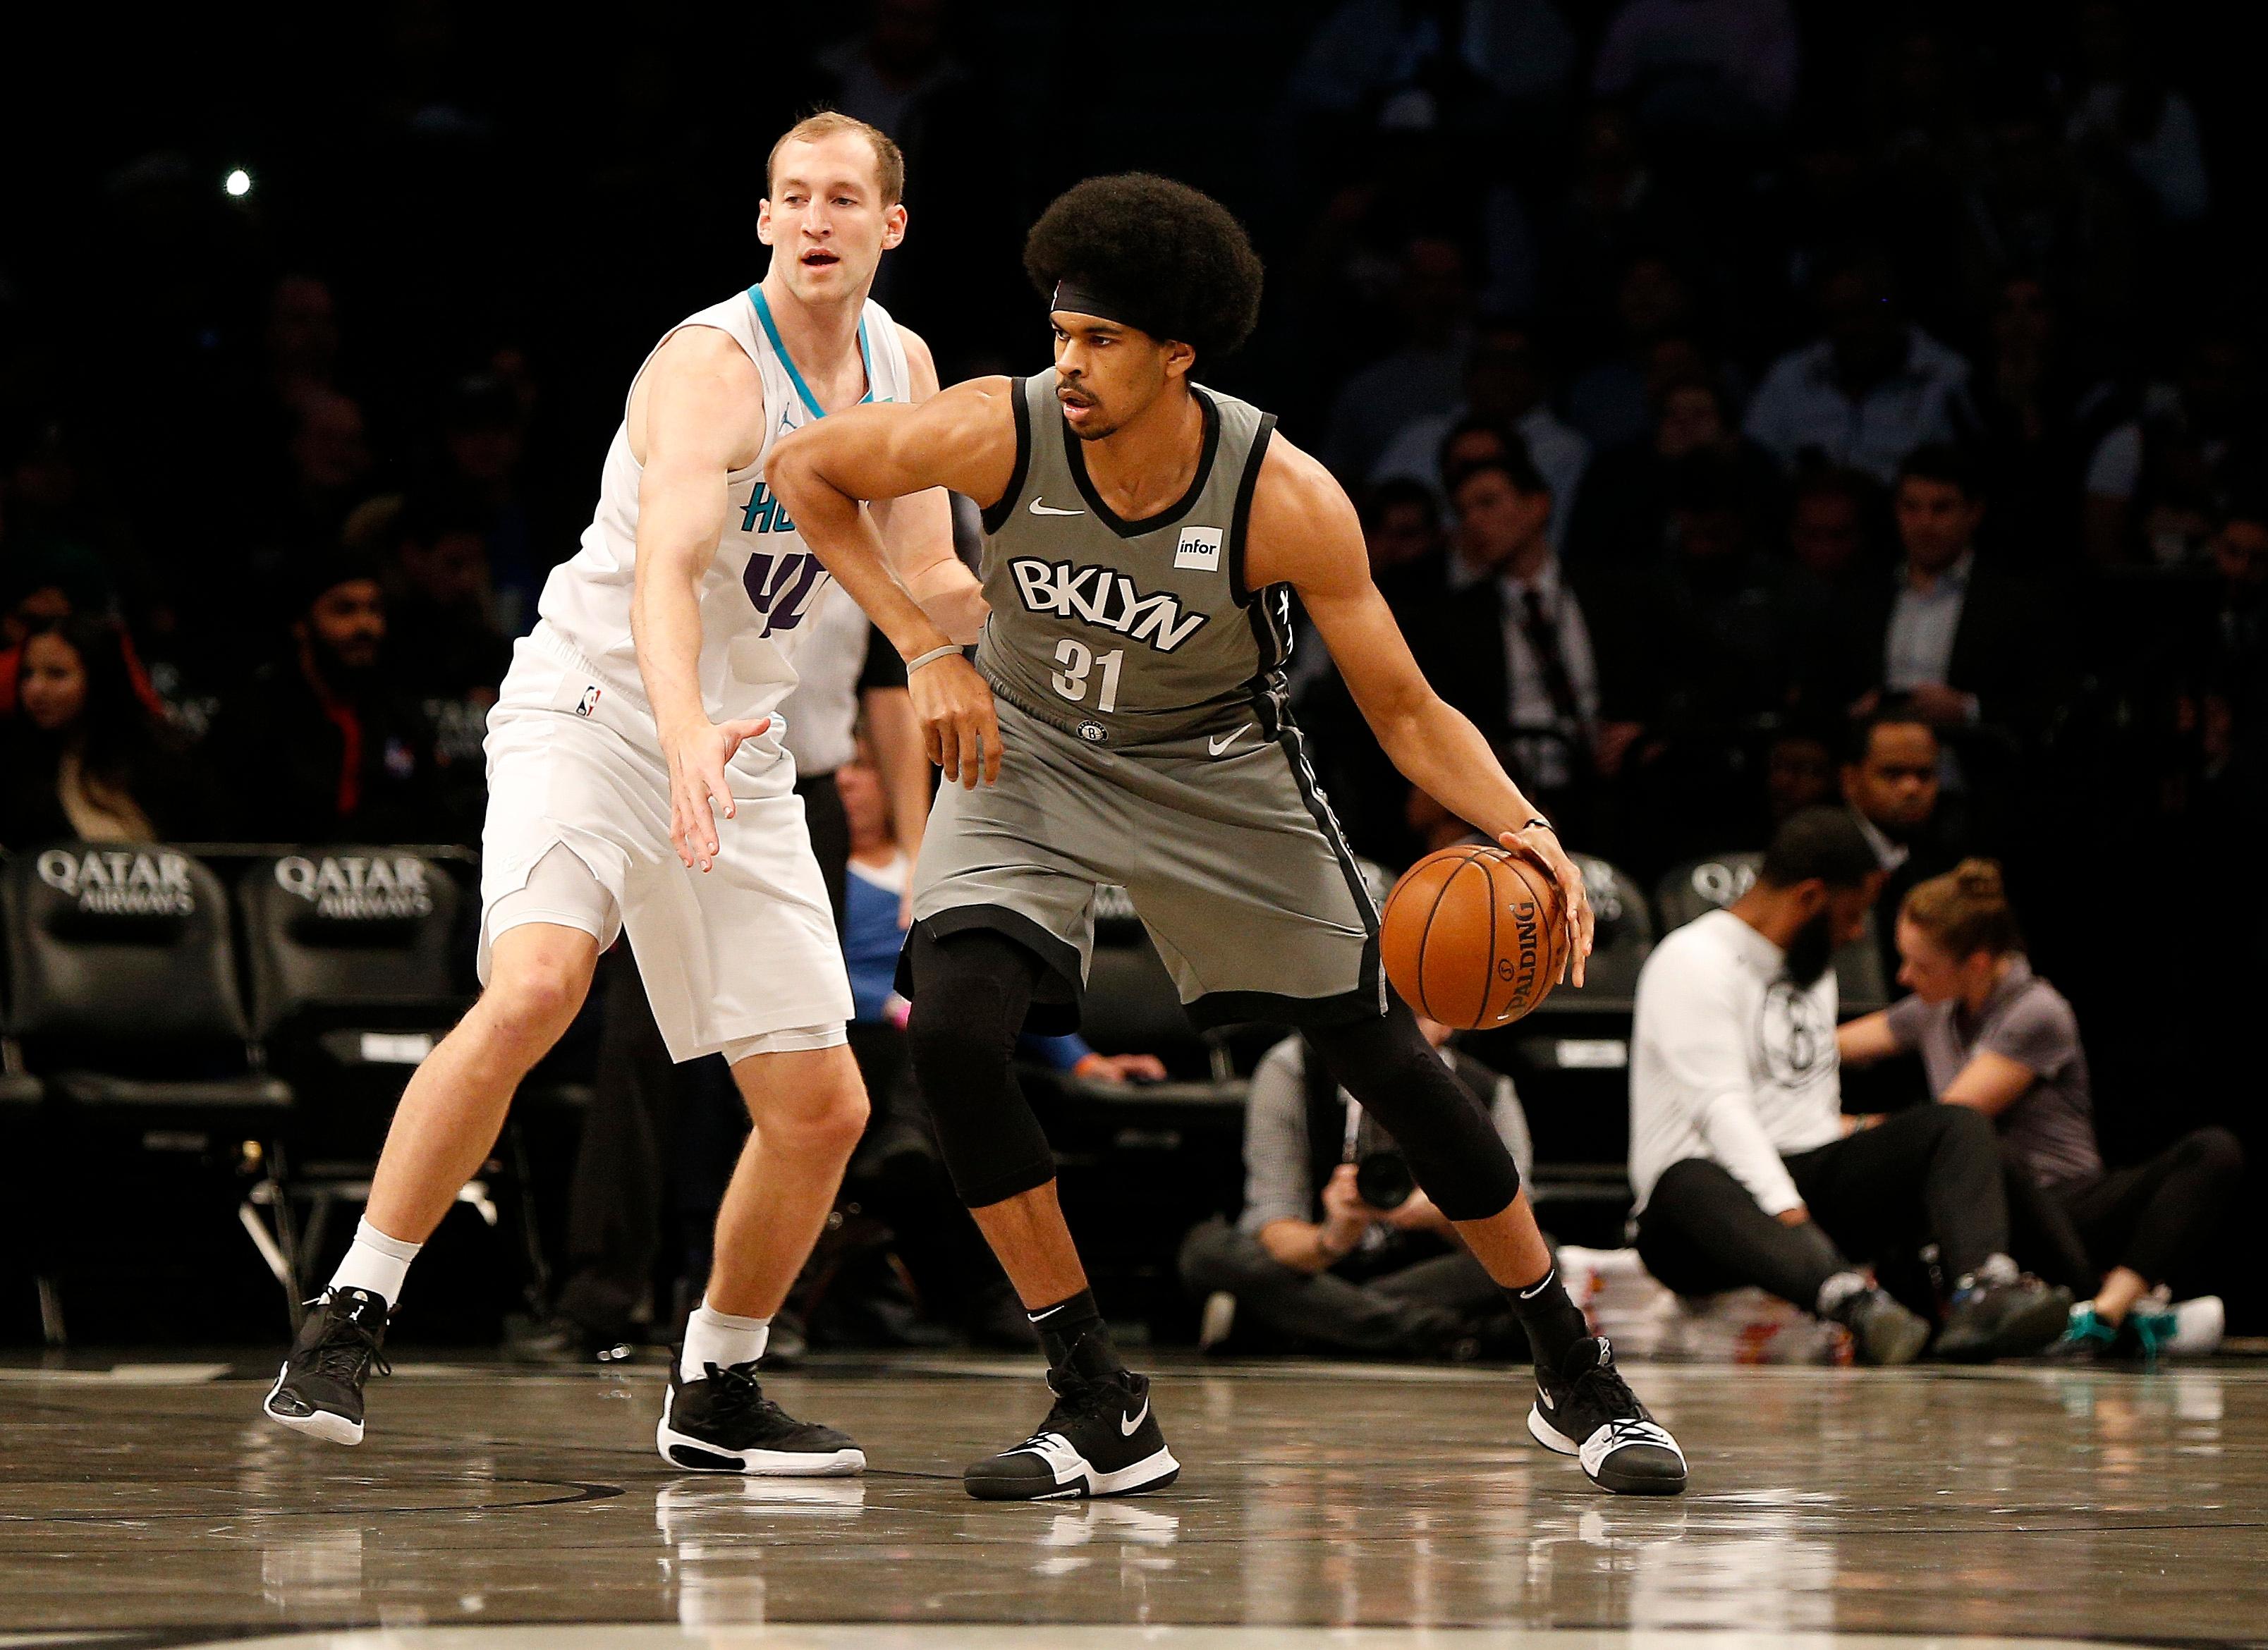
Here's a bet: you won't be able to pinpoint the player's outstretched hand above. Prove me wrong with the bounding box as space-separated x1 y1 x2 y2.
666 716 772 872
911 652 1003 789
1498 824 1594 989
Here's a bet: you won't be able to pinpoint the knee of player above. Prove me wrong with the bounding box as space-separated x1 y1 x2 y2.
777 1084 872 1159
480 960 587 1046
906 1001 1006 1083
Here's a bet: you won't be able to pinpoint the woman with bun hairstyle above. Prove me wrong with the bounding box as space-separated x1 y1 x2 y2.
1839 860 2245 1360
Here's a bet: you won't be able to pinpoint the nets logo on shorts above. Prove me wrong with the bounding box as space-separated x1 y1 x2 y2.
1076 719 1108 743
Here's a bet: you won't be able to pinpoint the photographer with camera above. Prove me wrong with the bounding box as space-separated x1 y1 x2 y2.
1178 1016 1535 1359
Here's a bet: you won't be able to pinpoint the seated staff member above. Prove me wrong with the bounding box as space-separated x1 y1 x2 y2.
1838 860 2245 1361
1178 1019 1535 1361
1628 807 2071 1364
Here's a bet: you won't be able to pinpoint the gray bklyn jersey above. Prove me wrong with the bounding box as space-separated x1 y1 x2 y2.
975 370 1293 747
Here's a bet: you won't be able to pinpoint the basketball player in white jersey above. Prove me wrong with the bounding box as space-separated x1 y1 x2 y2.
263 112 985 1473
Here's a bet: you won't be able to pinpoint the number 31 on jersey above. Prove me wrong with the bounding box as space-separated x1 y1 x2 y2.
1051 638 1123 713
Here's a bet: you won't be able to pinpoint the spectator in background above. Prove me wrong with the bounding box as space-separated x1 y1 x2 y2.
1967 276 2111 574
1361 477 1447 612
1848 444 2064 735
1178 1019 1534 1359
1566 367 1781 569
205 553 444 844
1841 700 1962 985
1592 0 1800 138
435 373 540 635
0 615 202 847
2197 500 2268 714
1562 255 1696 452
1323 237 1475 482
1839 860 2243 1359
1404 450 1626 817
2067 0 2211 228
1764 723 1838 826
1743 252 1973 484
2083 326 2262 568
1372 319 1590 546
1628 807 2071 1364
284 389 377 546
1780 465 1883 678
364 495 510 702
264 274 341 417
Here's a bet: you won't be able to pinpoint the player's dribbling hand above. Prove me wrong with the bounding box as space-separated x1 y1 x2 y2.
665 716 772 872
910 652 1003 789
1499 824 1593 989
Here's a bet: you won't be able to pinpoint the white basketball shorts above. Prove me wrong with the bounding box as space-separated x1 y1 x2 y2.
477 626 852 1063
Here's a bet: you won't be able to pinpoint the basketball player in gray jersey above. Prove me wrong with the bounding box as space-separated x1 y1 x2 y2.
769 176 1687 1499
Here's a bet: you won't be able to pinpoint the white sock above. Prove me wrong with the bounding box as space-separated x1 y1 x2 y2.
329 1218 422 1306
681 1300 769 1381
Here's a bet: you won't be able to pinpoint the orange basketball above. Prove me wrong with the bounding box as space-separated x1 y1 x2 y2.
1379 844 1570 1029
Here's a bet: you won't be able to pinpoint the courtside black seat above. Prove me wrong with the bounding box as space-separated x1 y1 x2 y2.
240 846 468 1089
1 843 297 1335
1654 850 1890 1016
1 844 290 1115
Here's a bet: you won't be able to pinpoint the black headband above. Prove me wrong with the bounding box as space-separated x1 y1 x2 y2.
1049 279 1150 335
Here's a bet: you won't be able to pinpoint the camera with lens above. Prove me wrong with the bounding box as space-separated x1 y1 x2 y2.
1348 1110 1415 1211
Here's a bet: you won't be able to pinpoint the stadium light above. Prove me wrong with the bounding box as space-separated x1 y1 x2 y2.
224 169 252 198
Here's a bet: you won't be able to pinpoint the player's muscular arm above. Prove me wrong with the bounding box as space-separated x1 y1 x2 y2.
767 379 1020 786
870 326 987 645
628 329 772 872
1248 439 1594 982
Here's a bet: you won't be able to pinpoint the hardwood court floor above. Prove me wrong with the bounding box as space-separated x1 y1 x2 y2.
0 1354 2262 1646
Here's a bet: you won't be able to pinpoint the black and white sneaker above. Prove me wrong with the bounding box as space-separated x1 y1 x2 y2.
655 1357 865 1476
1527 1337 1688 1496
263 1287 391 1446
1937 1276 2073 1362
965 1367 1180 1501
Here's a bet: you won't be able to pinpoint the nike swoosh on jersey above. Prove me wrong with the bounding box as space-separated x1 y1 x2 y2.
1119 1399 1150 1436
1208 724 1252 756
1029 498 1085 516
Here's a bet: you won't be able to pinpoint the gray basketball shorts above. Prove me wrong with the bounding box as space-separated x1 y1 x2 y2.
901 692 1384 1034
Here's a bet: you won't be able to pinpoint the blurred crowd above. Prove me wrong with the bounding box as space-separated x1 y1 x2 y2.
3 1 2264 1338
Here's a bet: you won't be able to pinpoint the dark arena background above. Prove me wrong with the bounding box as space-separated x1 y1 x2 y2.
3 2 2267 1645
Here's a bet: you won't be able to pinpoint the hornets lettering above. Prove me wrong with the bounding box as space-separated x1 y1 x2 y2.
1008 556 1209 653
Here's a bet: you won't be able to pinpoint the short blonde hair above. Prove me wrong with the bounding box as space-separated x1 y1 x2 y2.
767 111 905 207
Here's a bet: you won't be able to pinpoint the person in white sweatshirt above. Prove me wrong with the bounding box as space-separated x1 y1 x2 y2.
1626 807 2070 1364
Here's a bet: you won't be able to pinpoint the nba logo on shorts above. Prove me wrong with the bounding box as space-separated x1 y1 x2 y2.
575 685 602 718
1173 526 1223 571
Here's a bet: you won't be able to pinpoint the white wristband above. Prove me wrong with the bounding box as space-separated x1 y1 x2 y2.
906 644 963 674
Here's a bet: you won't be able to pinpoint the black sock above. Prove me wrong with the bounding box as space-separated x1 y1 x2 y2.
1506 1267 1590 1371
1029 1288 1124 1379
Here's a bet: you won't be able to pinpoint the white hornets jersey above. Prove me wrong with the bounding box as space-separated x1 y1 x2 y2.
533 286 913 726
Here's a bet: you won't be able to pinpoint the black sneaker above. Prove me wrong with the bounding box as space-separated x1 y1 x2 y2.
1937 1276 2073 1362
1833 1286 1932 1367
262 1287 391 1446
1527 1337 1688 1496
655 1357 865 1476
965 1367 1180 1501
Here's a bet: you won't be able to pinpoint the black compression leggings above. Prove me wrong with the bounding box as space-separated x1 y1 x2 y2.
903 927 1523 1221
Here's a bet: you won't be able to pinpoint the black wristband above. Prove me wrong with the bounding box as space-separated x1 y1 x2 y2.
1520 817 1555 835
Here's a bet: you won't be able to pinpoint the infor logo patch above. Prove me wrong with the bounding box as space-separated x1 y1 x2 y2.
1173 526 1223 572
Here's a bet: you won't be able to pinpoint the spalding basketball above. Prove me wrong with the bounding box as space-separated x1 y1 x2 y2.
1379 844 1571 1029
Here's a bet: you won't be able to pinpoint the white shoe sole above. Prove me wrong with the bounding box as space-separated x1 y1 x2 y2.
1528 1402 1688 1496
656 1417 866 1477
262 1363 364 1446
968 1442 1181 1502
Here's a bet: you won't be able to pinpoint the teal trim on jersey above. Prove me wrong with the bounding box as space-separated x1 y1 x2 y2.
748 284 877 419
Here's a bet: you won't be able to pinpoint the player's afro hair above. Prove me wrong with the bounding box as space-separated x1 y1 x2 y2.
1024 173 1264 362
